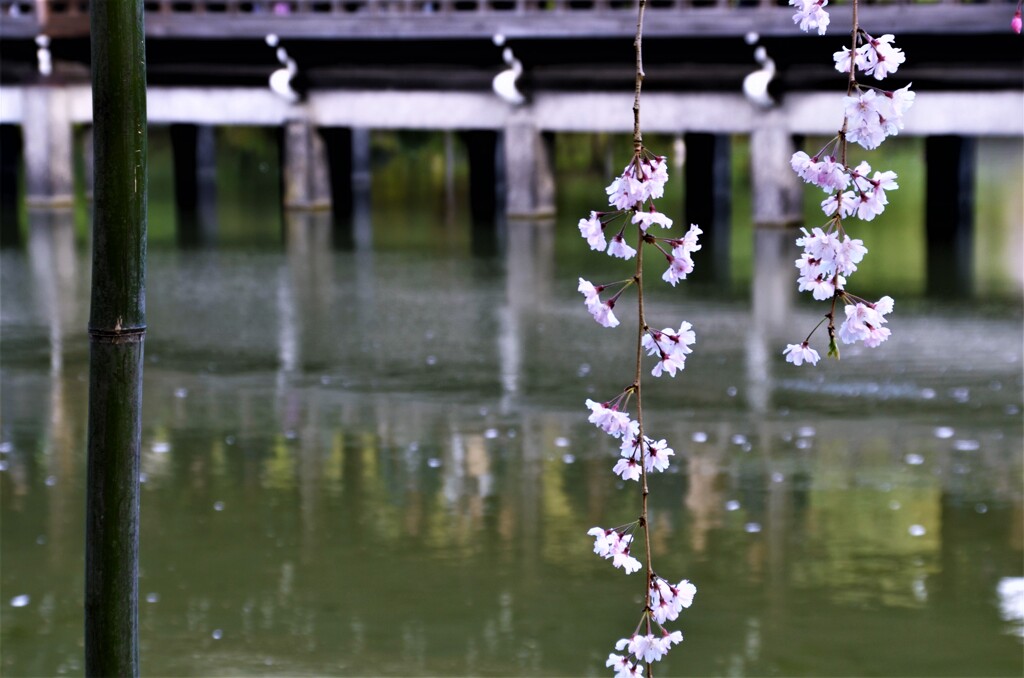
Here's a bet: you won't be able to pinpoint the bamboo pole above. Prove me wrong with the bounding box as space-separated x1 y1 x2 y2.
85 2 147 676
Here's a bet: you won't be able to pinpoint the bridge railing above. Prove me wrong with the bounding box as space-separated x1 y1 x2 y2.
1 0 1013 18
0 0 1014 37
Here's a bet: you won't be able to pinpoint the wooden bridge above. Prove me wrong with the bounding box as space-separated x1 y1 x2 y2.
0 0 1021 294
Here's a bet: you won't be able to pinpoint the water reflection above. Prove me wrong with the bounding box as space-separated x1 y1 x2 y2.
2 229 1021 675
4 127 1024 675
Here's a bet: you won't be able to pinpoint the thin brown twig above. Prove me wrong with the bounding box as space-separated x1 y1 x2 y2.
631 1 654 677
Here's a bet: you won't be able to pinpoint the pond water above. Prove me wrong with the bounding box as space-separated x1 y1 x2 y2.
1 131 1022 676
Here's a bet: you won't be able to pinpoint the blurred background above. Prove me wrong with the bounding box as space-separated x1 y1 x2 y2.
1 1 1022 675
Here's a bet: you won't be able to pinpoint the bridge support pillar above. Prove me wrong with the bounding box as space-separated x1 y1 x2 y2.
925 135 975 297
1 124 22 247
504 116 555 219
23 86 74 209
749 112 802 228
170 124 218 247
460 129 502 225
684 132 732 281
282 117 332 211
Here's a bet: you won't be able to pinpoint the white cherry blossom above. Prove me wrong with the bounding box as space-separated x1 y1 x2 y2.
783 342 821 366
579 212 607 251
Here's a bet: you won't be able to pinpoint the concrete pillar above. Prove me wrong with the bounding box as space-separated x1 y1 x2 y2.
282 117 332 211
749 111 802 228
925 135 975 297
684 132 732 281
22 86 73 208
170 124 218 247
0 124 22 247
503 113 555 219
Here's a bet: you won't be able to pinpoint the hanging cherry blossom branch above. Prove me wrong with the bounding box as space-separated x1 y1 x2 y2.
579 1 697 675
784 0 915 366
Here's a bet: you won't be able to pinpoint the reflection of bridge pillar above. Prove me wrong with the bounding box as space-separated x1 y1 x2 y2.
685 132 731 281
499 219 554 408
170 124 218 247
23 86 74 208
350 127 373 249
278 210 334 380
752 228 798 336
748 228 800 412
27 208 77 374
322 126 372 249
504 114 555 219
925 136 975 297
749 112 801 228
282 116 332 212
0 124 22 247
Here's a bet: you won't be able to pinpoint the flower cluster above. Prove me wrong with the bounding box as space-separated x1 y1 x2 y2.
789 0 830 35
650 577 697 625
785 0 913 364
839 295 894 347
588 527 643 575
607 631 684 676
794 227 866 300
615 430 674 481
833 33 905 81
606 155 669 209
641 321 695 377
579 151 698 673
843 85 915 150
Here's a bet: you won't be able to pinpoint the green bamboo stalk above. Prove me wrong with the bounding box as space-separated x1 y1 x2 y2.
85 2 147 676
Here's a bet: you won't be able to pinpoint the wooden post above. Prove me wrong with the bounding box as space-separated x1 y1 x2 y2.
170 124 218 247
459 129 502 225
925 135 975 297
0 124 22 247
86 2 147 676
684 132 731 281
